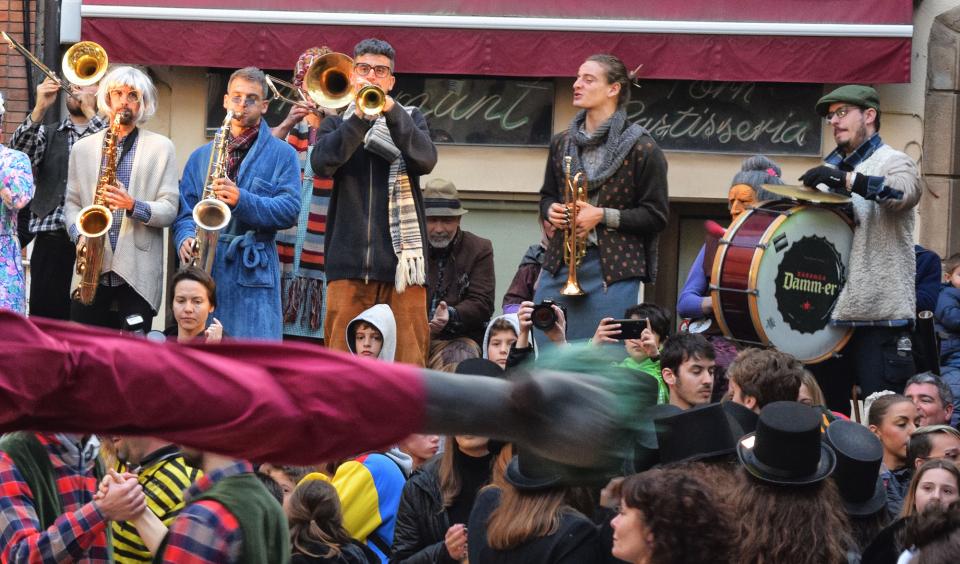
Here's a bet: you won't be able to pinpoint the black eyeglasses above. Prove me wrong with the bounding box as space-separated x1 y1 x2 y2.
354 63 391 78
824 105 859 122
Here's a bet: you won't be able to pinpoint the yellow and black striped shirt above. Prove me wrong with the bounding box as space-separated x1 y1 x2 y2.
112 446 202 563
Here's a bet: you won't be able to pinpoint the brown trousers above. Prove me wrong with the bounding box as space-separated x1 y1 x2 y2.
324 279 429 367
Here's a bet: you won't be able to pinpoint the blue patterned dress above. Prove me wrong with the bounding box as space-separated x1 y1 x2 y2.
0 144 35 313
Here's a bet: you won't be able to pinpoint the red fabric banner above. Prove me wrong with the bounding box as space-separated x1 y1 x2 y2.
83 18 911 83
81 0 912 24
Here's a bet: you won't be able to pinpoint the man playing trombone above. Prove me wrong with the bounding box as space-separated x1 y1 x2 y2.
314 38 437 366
11 77 105 320
174 67 300 340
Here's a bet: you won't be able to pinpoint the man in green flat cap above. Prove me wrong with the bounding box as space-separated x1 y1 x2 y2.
799 85 921 402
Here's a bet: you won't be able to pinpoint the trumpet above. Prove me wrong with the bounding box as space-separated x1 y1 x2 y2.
1 31 107 100
299 52 386 115
560 156 587 297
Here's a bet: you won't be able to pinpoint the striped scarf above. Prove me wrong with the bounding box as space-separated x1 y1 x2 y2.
278 122 330 331
351 103 425 293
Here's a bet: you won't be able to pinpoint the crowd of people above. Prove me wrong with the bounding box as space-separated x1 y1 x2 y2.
0 34 959 564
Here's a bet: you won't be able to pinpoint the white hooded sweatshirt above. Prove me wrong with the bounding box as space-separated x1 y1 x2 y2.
346 304 397 362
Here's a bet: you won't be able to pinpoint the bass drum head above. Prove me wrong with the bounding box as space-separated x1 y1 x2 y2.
750 206 853 363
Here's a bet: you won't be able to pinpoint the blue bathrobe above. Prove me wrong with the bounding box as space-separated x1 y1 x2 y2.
174 120 300 339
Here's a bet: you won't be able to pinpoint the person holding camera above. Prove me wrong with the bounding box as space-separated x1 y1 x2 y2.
593 303 671 404
501 300 569 369
164 266 224 344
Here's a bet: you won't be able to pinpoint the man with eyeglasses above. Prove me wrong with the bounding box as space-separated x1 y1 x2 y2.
799 85 921 405
313 38 437 366
10 77 105 320
174 67 300 339
64 66 180 330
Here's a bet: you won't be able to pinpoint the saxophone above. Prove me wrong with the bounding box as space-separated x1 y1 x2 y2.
73 111 122 305
190 111 233 273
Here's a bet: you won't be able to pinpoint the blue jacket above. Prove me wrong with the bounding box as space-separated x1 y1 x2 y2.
915 245 942 314
174 120 300 339
936 282 960 361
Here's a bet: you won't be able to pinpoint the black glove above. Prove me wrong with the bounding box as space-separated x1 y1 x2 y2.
849 172 871 197
799 166 848 194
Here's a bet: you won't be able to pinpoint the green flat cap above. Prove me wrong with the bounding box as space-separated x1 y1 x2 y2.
815 85 880 116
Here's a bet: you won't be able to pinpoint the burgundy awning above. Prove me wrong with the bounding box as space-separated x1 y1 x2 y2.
79 0 913 83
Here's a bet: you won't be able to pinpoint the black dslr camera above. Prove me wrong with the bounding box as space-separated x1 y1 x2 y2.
531 299 567 331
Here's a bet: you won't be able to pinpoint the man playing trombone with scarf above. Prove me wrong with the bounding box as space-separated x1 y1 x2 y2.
313 38 437 366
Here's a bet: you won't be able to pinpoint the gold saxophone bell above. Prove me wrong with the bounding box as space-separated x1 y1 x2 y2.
61 41 109 86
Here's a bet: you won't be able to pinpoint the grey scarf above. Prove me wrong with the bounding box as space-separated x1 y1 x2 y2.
566 109 648 190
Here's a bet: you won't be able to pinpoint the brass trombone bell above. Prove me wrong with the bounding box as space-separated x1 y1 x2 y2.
303 52 355 109
1 32 107 100
61 41 109 86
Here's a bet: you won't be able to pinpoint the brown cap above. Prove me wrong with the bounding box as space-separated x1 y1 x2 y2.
423 178 467 217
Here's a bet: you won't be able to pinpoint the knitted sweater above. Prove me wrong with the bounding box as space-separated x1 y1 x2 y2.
831 144 920 322
65 128 180 311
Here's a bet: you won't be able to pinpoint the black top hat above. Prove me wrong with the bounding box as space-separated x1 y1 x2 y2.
824 420 886 516
455 358 504 377
631 404 683 473
504 447 564 491
737 401 836 486
722 400 759 438
656 403 738 464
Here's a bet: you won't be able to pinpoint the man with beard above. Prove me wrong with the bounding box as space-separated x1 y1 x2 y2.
660 332 717 410
800 86 921 401
65 66 180 330
424 178 495 353
174 67 300 339
10 77 105 320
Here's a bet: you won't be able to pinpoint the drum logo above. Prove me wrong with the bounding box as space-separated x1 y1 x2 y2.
774 235 845 334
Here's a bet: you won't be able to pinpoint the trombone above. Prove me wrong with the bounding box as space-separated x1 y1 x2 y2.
293 51 386 116
264 74 325 117
1 31 108 101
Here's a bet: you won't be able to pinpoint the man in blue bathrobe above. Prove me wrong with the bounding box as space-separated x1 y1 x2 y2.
174 67 300 339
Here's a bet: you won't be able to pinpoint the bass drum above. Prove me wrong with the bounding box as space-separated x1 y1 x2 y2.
710 202 854 364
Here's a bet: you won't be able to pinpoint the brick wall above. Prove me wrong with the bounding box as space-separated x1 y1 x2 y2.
0 1 41 141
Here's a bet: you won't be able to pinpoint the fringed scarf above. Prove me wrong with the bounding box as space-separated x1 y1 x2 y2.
347 102 426 293
279 122 329 333
565 109 647 191
225 125 259 180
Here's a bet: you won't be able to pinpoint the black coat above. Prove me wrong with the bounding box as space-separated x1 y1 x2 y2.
389 460 457 564
467 488 606 564
292 539 379 564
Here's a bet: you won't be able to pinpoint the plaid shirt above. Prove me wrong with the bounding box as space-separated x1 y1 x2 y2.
0 433 109 563
9 114 108 233
156 460 248 563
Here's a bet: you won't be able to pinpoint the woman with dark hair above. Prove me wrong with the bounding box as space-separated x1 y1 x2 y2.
390 435 495 562
535 53 669 341
288 478 378 564
734 402 851 564
610 467 732 564
466 449 604 563
867 392 920 516
164 266 224 342
901 501 960 564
